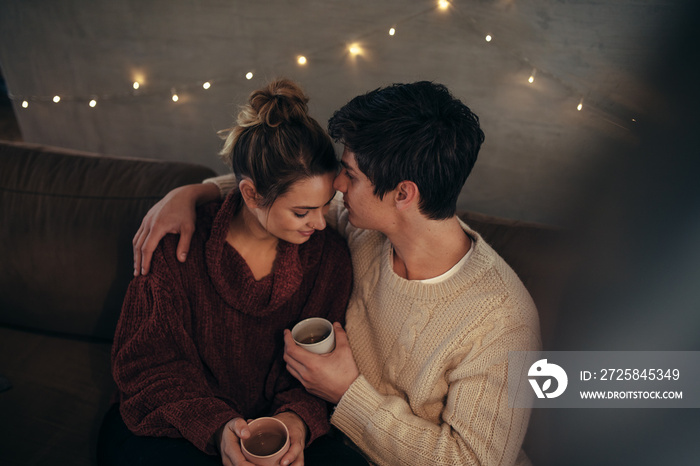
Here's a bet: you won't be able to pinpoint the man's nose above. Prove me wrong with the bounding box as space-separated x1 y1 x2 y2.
333 172 346 192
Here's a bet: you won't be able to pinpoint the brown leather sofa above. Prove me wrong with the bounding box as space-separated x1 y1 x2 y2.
0 141 217 465
0 140 570 465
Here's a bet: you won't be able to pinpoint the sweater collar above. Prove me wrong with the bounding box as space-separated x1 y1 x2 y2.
205 190 303 316
379 219 492 300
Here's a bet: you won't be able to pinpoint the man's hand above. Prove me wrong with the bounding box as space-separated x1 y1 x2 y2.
217 417 256 466
132 183 220 276
283 323 360 404
274 411 308 466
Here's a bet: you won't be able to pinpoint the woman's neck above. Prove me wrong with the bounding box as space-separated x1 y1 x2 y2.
226 205 279 280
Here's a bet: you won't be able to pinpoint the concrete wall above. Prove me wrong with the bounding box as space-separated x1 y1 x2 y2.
0 0 683 225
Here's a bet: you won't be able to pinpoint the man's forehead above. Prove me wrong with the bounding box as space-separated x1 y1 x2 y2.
340 148 357 168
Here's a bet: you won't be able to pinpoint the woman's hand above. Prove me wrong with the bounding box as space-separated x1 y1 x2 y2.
274 411 308 466
217 417 256 466
132 183 220 276
218 414 306 466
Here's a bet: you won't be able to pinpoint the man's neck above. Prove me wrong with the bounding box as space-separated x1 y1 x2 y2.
387 216 471 281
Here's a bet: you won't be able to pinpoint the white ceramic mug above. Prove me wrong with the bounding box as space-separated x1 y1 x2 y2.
240 417 290 466
291 317 335 354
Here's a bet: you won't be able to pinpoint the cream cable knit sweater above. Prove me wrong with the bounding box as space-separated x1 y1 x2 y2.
209 175 541 465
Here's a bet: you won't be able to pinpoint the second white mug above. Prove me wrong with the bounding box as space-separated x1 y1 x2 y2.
291 317 335 354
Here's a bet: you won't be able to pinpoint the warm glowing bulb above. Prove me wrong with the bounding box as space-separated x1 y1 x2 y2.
528 69 537 84
348 44 361 56
172 93 179 102
246 72 253 80
202 81 211 89
485 35 492 42
577 102 583 111
389 27 396 36
53 95 61 103
89 99 97 107
22 101 29 108
297 55 307 65
438 0 449 10
133 81 140 90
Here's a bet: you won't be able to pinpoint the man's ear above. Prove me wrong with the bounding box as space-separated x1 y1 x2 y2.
239 179 261 209
394 181 419 212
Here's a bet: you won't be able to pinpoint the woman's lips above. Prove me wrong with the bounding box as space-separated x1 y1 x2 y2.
299 230 315 237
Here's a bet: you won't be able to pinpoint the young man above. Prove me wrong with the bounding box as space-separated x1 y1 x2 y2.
133 82 540 466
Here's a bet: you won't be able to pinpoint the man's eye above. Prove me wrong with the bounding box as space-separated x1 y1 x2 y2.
294 212 309 218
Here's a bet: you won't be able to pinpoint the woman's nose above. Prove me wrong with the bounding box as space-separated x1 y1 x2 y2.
311 210 326 230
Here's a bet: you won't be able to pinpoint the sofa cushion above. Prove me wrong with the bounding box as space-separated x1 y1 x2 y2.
0 141 217 339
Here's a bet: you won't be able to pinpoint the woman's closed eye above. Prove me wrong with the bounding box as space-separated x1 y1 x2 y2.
294 211 309 218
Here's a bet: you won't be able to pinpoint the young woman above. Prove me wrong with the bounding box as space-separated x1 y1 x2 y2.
98 79 364 466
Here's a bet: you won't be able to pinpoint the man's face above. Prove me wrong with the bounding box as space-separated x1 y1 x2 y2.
333 148 394 230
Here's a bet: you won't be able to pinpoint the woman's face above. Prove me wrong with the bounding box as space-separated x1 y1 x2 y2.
256 172 337 244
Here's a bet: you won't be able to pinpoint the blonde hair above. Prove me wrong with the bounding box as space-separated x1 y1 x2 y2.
218 79 337 207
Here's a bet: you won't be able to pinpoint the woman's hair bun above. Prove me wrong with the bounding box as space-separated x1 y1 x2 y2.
238 78 310 128
218 78 337 208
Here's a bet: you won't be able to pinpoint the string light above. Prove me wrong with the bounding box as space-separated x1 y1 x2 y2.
528 69 537 84
348 43 362 56
7 6 622 128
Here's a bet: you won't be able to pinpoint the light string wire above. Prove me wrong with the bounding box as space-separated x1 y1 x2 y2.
7 1 633 129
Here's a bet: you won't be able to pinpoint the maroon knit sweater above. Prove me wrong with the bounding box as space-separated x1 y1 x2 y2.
111 191 352 455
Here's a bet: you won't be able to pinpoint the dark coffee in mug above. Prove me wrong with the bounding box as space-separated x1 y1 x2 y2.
300 330 331 345
243 430 287 457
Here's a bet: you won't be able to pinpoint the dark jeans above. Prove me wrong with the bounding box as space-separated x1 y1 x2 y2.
97 404 368 466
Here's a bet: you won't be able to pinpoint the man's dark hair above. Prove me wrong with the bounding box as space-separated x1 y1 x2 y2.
328 81 485 220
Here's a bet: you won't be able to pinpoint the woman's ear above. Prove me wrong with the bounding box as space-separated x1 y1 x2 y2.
239 179 260 209
394 181 419 212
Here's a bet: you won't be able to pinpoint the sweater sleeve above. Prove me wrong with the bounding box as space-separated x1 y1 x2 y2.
331 320 538 466
203 173 236 199
112 251 239 455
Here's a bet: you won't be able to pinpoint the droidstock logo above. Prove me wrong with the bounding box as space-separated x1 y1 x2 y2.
528 359 568 399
